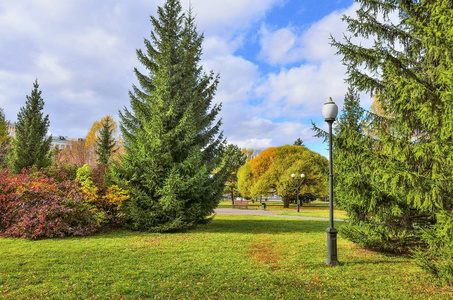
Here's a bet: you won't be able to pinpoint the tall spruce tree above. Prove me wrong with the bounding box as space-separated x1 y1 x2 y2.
12 80 51 173
326 0 453 282
95 116 117 166
0 108 10 169
115 0 226 232
0 108 7 143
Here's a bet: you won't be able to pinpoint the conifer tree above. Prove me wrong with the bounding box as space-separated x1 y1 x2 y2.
219 144 247 205
12 80 51 173
0 108 7 143
293 138 304 146
0 108 10 168
325 0 453 281
314 87 417 252
115 0 226 232
95 116 117 166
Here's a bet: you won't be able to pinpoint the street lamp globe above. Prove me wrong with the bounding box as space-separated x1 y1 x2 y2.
322 97 338 121
301 174 305 179
291 173 296 179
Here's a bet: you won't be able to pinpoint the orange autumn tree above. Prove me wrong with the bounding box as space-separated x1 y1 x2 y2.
248 147 276 180
238 145 328 208
57 138 91 168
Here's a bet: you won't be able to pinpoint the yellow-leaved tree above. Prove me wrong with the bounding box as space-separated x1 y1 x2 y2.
238 145 328 208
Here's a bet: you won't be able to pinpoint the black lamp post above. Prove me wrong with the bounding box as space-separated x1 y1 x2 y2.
291 173 305 212
322 97 341 266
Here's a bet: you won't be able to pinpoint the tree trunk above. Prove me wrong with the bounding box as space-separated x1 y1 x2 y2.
231 187 234 206
283 195 290 208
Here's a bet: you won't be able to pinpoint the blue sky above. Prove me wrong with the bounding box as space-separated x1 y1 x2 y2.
0 0 374 157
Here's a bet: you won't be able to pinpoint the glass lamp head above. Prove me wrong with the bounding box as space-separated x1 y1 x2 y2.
322 97 338 121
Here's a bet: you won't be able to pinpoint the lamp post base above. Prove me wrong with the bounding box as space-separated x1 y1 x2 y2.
325 227 342 266
297 203 300 213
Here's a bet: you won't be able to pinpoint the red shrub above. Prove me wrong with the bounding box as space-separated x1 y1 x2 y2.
0 169 103 240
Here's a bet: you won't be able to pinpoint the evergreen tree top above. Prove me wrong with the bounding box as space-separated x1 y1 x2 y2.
12 79 51 172
17 79 48 129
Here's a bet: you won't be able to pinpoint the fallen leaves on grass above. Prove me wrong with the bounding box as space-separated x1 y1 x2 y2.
248 238 282 269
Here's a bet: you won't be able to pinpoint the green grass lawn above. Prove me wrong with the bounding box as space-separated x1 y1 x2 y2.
1 215 451 299
218 200 348 219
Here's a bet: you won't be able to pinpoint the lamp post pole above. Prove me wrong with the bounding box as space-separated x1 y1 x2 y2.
292 173 305 213
296 178 300 212
322 97 341 266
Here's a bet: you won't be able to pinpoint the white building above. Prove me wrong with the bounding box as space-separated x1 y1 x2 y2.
7 124 83 150
7 122 15 137
51 136 69 150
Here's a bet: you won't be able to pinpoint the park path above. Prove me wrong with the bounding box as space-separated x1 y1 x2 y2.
214 208 344 221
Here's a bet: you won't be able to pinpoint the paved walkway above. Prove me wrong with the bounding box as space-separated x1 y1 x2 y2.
214 208 344 221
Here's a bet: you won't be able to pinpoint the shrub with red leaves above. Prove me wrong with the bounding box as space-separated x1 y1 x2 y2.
0 169 104 240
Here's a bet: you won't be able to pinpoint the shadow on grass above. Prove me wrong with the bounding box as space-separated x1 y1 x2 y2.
344 259 409 266
57 216 337 241
198 217 334 235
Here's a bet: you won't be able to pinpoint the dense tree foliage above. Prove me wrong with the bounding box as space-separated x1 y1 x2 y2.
12 80 51 173
114 0 226 232
320 0 453 283
238 145 328 207
218 144 246 205
95 116 117 166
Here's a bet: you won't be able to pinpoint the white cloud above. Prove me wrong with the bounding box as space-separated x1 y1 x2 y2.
223 112 319 150
181 0 285 36
256 60 348 118
254 2 381 122
0 0 373 157
230 138 273 150
0 71 35 117
258 3 358 65
258 25 302 65
36 54 73 84
0 1 153 135
203 54 259 105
